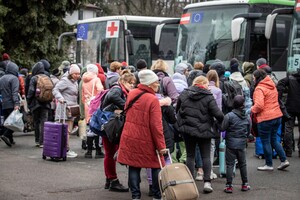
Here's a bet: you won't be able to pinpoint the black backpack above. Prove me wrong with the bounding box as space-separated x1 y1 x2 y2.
222 79 243 112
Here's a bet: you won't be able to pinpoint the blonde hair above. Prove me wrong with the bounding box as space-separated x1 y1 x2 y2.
192 76 208 86
150 59 168 72
110 61 122 72
206 70 220 88
119 69 136 84
194 62 204 70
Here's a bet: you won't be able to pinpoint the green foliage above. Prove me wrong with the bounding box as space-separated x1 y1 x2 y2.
0 0 86 69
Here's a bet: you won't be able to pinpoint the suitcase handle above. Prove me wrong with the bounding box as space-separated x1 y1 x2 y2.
156 149 172 169
58 101 67 124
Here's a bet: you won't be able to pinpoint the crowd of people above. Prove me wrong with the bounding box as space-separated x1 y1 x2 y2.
0 53 298 199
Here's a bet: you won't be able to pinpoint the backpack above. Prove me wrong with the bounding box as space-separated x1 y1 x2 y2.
222 79 243 112
36 75 54 102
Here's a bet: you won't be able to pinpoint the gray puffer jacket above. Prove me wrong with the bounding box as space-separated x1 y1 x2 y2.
0 62 20 109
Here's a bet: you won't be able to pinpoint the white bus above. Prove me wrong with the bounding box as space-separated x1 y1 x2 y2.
58 15 178 73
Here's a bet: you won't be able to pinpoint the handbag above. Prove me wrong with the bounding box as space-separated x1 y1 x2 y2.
104 91 146 144
66 105 80 118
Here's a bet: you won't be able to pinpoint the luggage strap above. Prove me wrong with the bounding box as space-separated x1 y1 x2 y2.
162 179 194 191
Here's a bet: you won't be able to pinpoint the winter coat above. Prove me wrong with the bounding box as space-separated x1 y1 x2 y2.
82 72 104 122
153 69 179 104
101 83 125 112
117 85 166 168
27 62 51 112
52 76 79 120
229 72 248 89
176 86 224 138
96 63 106 88
242 62 255 88
105 71 119 89
161 105 176 153
50 75 60 86
277 73 300 114
208 81 222 110
187 70 206 86
221 109 251 149
251 76 282 123
18 76 25 97
172 73 188 94
0 62 20 109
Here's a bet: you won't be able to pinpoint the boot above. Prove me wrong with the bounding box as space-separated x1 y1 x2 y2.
85 137 93 158
95 148 105 159
105 178 111 189
81 140 87 150
109 179 129 192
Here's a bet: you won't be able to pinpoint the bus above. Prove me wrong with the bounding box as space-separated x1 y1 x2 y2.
58 15 178 73
156 0 294 79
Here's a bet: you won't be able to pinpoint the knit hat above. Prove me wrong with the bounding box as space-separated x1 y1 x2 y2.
87 64 99 74
256 58 267 68
138 69 158 86
121 61 128 67
233 95 245 109
69 64 80 74
175 63 188 75
136 59 147 70
230 58 239 73
2 53 10 60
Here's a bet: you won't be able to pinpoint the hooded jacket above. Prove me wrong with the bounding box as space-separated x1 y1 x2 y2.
95 63 106 88
242 62 255 87
251 76 282 123
221 109 251 149
27 62 50 112
172 73 188 94
105 71 119 89
277 71 300 114
176 86 224 138
0 62 20 109
229 72 248 89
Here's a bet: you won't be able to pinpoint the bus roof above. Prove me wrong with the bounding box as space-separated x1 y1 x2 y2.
78 15 176 24
185 0 294 10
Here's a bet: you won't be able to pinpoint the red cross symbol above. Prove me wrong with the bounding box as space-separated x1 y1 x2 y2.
107 22 118 36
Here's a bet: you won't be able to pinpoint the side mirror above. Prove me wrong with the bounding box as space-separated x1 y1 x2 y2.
57 32 76 50
125 29 134 55
155 19 180 45
231 18 245 42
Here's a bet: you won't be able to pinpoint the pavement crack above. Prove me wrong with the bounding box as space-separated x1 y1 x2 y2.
47 186 101 194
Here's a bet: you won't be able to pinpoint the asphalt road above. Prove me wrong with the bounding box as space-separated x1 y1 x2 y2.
0 132 299 200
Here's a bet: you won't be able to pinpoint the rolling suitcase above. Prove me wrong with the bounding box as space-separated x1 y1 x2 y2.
219 132 236 178
255 124 282 159
42 102 68 161
157 150 199 200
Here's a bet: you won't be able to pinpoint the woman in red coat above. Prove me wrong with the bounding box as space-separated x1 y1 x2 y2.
118 69 167 200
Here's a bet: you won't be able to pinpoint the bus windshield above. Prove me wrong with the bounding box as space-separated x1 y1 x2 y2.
175 5 248 67
78 21 125 70
288 11 300 73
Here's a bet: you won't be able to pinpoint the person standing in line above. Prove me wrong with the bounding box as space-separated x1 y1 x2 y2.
0 62 20 146
117 69 167 200
82 64 104 158
176 76 224 193
134 59 147 86
52 64 81 158
221 95 251 193
251 69 290 171
105 61 122 89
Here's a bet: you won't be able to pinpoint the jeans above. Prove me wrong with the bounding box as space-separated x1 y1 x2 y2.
258 117 286 166
284 113 300 154
129 166 161 199
226 148 248 185
183 134 211 182
147 155 171 185
195 144 203 168
32 107 48 145
102 136 118 180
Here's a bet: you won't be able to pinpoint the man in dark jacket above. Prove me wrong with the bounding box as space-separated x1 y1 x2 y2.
277 69 300 157
0 61 20 146
221 95 251 193
27 62 51 147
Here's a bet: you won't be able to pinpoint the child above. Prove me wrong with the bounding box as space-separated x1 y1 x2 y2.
221 95 251 193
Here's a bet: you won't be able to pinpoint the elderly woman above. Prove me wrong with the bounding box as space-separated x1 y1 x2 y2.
118 69 167 200
176 76 224 193
251 69 289 171
53 64 81 158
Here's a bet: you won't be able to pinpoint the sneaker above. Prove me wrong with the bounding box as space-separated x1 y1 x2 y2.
105 178 111 189
277 160 290 170
224 185 233 193
85 150 93 158
257 165 273 171
109 179 129 192
203 182 213 193
210 171 217 179
241 183 251 191
195 172 203 181
70 126 79 135
95 150 105 159
9 138 15 145
1 135 12 147
67 150 78 158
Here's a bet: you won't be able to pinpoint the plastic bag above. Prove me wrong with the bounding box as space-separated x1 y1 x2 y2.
4 110 24 132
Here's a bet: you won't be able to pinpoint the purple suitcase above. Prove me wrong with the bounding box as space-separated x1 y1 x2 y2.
42 102 68 161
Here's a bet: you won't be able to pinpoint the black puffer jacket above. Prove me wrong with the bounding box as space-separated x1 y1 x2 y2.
221 109 251 149
27 62 51 112
176 86 224 138
101 84 125 112
277 72 300 114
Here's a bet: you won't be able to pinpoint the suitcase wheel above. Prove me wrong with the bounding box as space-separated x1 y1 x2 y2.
42 155 46 160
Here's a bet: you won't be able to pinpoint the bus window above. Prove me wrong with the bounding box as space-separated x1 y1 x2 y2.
129 38 151 67
159 24 178 61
